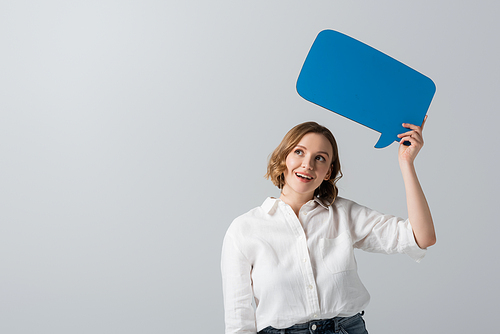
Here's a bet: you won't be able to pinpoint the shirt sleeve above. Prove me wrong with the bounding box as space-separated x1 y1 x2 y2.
221 230 257 334
341 200 426 263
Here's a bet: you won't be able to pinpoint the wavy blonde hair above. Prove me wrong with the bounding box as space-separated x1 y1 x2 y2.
265 121 342 205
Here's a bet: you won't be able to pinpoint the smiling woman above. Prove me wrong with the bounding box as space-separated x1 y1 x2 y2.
265 122 342 211
221 121 436 334
277 133 335 214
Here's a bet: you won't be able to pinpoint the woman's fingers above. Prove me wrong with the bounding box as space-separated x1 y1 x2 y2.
399 135 421 146
397 129 423 140
398 129 424 146
400 115 427 134
398 130 416 138
398 116 427 163
397 116 428 149
401 123 423 136
398 116 427 138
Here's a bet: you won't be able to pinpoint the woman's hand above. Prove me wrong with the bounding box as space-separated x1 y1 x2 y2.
397 115 427 165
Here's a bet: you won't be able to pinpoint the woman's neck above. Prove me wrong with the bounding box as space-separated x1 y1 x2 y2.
279 190 314 217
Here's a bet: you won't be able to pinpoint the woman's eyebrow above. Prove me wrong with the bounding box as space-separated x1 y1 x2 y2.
296 145 330 157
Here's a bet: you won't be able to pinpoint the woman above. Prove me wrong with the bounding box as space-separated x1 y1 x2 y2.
221 119 435 334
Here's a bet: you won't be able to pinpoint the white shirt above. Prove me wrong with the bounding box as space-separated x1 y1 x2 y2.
221 197 426 333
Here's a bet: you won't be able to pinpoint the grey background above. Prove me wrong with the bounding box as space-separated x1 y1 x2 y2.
1 1 499 333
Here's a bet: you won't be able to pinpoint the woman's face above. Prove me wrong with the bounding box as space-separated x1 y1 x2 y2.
282 132 333 199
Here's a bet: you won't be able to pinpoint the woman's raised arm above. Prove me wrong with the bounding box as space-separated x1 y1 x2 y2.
397 116 436 249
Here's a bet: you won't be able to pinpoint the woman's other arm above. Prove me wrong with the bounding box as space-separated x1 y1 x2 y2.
221 231 257 334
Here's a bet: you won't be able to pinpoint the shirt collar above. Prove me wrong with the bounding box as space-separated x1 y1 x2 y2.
261 196 329 215
313 196 330 210
261 197 280 215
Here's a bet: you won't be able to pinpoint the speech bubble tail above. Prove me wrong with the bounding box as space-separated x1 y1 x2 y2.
374 133 395 149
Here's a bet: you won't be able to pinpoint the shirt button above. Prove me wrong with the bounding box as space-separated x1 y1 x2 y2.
308 285 313 290
313 314 318 318
311 324 317 330
302 258 307 263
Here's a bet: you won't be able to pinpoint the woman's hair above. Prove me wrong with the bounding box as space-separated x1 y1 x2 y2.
265 121 342 205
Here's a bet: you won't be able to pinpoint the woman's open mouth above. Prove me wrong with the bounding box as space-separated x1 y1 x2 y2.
295 172 314 182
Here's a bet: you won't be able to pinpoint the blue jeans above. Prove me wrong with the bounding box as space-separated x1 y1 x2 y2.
258 313 368 334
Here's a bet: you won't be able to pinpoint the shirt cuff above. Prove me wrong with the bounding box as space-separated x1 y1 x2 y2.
401 219 427 263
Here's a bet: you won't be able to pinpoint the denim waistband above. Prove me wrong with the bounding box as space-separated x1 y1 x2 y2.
258 312 364 334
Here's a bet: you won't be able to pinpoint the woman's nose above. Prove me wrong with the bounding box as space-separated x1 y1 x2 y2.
301 157 314 169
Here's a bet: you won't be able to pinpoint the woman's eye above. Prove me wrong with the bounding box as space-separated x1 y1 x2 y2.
294 149 303 155
316 156 325 162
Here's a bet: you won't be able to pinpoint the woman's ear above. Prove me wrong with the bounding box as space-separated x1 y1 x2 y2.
324 164 333 180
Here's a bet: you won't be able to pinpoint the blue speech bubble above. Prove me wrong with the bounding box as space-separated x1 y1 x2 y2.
297 30 436 148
